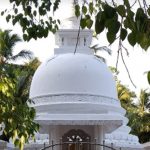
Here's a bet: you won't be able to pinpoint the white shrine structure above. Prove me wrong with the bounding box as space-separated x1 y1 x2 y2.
28 5 143 150
1 1 148 150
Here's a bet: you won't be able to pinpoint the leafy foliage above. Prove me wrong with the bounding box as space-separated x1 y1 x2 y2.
0 29 40 149
76 1 150 50
147 71 150 85
1 0 61 41
117 81 136 109
1 0 150 58
114 70 150 143
1 0 150 50
0 29 33 63
0 64 40 150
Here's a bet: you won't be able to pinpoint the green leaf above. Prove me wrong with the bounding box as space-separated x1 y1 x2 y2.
23 34 28 41
135 8 145 21
85 14 90 20
57 19 60 24
75 5 80 18
117 5 126 17
128 32 136 46
104 4 116 19
147 8 150 16
33 10 37 16
136 32 142 44
1 11 4 16
95 11 106 34
139 34 150 50
14 8 18 14
26 6 32 15
6 14 11 22
12 129 18 142
89 2 94 15
39 6 46 16
107 32 116 44
80 18 86 29
106 19 120 34
124 0 130 8
15 0 21 6
124 12 135 30
127 10 135 19
82 5 87 15
86 19 93 29
12 18 17 25
53 0 60 12
95 19 104 34
147 71 150 84
120 28 127 41
43 28 49 38
14 139 20 147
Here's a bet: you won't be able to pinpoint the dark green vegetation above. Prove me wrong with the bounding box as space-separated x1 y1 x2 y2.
111 68 150 143
0 29 40 150
0 0 149 49
1 0 150 49
118 82 150 143
1 0 150 84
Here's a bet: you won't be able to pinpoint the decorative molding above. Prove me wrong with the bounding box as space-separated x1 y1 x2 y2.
36 119 122 126
31 94 120 107
105 139 142 148
105 133 138 142
105 133 143 148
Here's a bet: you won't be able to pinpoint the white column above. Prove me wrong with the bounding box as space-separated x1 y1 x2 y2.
49 125 61 150
99 125 104 150
49 126 58 144
94 125 104 150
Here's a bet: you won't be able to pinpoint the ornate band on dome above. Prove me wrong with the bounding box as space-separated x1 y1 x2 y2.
30 94 120 107
36 119 122 126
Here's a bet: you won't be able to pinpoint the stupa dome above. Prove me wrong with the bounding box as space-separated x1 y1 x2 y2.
29 24 126 128
30 53 117 99
27 2 143 149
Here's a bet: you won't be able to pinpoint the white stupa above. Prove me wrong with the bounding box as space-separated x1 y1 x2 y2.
29 1 143 150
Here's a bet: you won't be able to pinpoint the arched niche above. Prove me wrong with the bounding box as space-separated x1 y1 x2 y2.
62 129 91 150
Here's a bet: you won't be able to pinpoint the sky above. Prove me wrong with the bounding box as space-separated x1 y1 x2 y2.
0 0 150 96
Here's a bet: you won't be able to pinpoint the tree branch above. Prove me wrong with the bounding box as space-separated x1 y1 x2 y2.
74 23 81 54
116 40 121 70
131 0 137 8
137 0 142 8
120 48 136 88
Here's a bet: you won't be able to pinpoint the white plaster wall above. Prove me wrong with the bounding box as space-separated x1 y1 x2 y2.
0 140 7 150
143 142 150 150
104 147 143 150
144 147 150 150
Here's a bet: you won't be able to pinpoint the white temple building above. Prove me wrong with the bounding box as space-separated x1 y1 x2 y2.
0 1 148 150
28 3 143 150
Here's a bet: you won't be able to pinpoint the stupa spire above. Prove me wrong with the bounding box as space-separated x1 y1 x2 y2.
60 0 80 29
54 0 93 55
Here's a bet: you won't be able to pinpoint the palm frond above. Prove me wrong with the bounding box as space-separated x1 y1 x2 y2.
90 44 112 63
25 57 41 71
90 45 112 55
10 50 33 61
95 55 106 63
0 29 22 60
138 89 150 111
